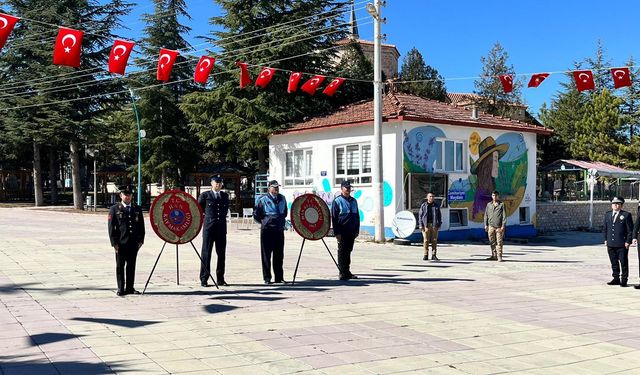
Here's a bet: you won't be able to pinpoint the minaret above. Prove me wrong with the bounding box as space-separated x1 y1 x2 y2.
349 0 359 40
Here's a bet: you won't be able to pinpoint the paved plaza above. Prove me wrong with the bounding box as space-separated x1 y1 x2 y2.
1 207 640 374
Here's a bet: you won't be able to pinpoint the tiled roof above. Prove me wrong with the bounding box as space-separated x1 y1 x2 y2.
446 92 528 109
278 93 552 135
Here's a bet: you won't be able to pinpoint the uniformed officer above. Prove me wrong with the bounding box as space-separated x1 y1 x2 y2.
331 180 360 280
198 175 230 287
604 196 633 287
253 180 288 284
108 185 145 296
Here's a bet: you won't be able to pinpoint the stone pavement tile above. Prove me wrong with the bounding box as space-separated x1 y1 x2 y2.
184 345 235 359
101 352 153 363
201 354 254 369
331 349 386 364
156 358 212 373
277 344 324 358
46 347 100 361
1 362 59 375
172 371 222 375
415 365 469 374
259 358 315 374
223 341 272 355
314 342 358 354
240 349 292 364
562 343 634 359
91 344 140 357
52 360 113 375
357 356 441 373
109 361 169 375
298 353 348 369
319 364 376 374
80 335 129 348
144 349 194 362
452 360 512 375
135 340 180 353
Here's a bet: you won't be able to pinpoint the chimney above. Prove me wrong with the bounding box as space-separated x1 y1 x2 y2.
471 105 478 120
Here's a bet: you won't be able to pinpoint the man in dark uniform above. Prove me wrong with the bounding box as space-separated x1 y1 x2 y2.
633 202 640 290
198 175 230 287
331 180 360 281
604 196 633 287
108 185 145 296
253 180 288 284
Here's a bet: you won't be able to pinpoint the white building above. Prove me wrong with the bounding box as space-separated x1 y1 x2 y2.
269 93 551 240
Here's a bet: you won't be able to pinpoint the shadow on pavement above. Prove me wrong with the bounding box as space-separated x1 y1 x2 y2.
289 277 475 287
0 356 115 375
203 304 239 314
29 333 84 346
72 317 161 328
0 283 114 295
210 295 286 302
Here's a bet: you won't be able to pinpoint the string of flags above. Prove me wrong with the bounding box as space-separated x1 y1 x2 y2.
498 67 632 93
0 13 348 97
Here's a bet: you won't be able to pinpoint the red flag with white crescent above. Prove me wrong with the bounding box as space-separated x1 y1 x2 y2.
572 70 595 92
287 72 302 93
300 75 326 96
610 67 631 89
527 73 549 88
0 13 20 51
157 48 179 82
193 56 215 84
235 61 252 88
499 74 513 93
53 27 84 67
108 39 135 75
255 67 275 89
322 77 345 96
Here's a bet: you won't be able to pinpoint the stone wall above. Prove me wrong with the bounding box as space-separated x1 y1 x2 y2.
536 201 639 232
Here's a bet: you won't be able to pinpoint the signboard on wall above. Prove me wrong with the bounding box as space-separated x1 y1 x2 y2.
448 191 466 202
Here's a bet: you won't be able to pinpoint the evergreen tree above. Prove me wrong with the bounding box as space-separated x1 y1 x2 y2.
129 0 202 191
619 57 640 139
474 41 523 117
570 89 624 164
0 0 131 207
181 0 348 172
398 47 446 101
584 40 614 94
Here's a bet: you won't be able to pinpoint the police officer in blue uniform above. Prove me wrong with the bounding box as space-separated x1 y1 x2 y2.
198 175 230 287
108 185 145 296
331 180 360 280
604 196 633 287
253 180 288 284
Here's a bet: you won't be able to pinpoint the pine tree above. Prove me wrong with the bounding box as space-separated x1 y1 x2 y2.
397 47 446 101
181 0 349 172
570 89 624 164
129 0 202 191
474 41 523 117
619 57 640 139
0 0 131 207
584 40 614 94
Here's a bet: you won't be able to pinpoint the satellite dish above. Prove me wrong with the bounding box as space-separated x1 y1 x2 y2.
391 211 416 239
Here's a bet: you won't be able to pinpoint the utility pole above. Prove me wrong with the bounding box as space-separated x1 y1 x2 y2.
367 1 385 242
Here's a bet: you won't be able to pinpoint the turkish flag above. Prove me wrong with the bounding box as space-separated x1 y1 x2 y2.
611 67 632 89
157 48 179 82
573 70 595 92
193 56 215 84
0 13 19 51
255 67 275 89
53 27 84 67
300 75 326 95
235 61 252 88
108 39 134 75
322 78 345 96
287 72 302 93
499 75 513 93
527 73 549 88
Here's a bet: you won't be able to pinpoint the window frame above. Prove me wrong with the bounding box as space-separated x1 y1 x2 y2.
449 208 469 228
284 148 314 187
519 206 530 224
334 142 372 186
433 138 466 173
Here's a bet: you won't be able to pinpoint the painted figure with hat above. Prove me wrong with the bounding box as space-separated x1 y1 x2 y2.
471 136 509 220
253 179 288 284
604 196 633 287
484 190 507 262
331 180 360 280
107 185 145 296
197 174 230 287
631 200 640 289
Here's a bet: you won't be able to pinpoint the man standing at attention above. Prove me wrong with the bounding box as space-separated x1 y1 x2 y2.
605 196 633 287
332 180 360 280
484 190 506 262
108 185 145 296
198 175 230 287
418 192 442 261
254 180 288 284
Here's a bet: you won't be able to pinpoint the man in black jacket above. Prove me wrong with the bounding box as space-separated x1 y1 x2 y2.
418 192 442 261
604 196 633 287
198 175 230 287
108 185 145 296
331 180 360 280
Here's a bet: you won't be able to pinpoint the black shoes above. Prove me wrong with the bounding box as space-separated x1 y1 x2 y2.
607 279 621 286
620 280 629 287
218 281 230 286
486 256 497 260
423 255 428 261
264 280 272 285
339 273 358 281
274 280 288 284
201 282 211 287
635 285 640 289
117 289 140 296
116 290 125 296
431 255 440 262
125 289 141 295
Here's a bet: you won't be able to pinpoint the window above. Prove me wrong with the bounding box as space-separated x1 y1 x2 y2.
334 143 372 185
519 207 530 224
449 208 468 227
433 139 465 172
284 149 313 186
407 173 448 209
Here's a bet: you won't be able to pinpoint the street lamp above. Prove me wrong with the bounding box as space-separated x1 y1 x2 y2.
87 148 98 211
129 88 143 206
367 1 386 242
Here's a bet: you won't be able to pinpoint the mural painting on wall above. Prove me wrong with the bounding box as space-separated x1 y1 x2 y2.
403 126 528 223
287 178 393 224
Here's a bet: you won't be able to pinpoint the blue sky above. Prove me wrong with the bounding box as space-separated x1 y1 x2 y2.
121 0 640 116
